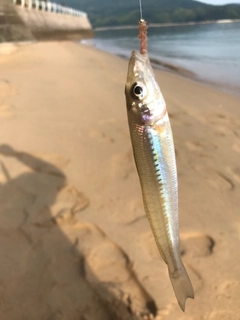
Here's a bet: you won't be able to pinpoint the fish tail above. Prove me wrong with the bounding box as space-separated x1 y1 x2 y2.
168 264 194 311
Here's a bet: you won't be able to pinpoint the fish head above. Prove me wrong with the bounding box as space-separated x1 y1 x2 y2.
125 50 166 126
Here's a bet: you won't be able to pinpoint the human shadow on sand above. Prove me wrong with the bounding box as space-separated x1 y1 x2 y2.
0 145 157 320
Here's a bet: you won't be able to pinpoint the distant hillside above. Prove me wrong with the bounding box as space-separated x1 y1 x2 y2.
56 0 240 27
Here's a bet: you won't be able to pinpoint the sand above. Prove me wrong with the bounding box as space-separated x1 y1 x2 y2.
0 41 240 320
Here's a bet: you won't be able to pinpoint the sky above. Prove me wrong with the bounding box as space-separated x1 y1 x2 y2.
198 0 240 4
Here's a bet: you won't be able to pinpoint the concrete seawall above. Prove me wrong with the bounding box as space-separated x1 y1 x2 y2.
15 6 93 40
0 0 93 43
0 0 35 42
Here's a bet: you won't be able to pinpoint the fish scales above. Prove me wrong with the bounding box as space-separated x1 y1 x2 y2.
125 19 194 311
128 113 179 265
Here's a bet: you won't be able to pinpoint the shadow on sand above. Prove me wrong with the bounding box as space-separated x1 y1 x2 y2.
0 145 157 320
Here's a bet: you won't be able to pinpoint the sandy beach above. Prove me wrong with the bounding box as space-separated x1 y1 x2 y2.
0 41 240 320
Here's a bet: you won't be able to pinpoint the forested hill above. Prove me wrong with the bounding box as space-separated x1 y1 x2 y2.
56 0 240 27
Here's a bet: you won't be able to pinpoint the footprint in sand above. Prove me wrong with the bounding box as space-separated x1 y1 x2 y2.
192 165 234 191
180 232 214 290
25 183 89 228
180 232 215 258
50 185 89 225
141 231 211 293
67 222 157 320
141 230 213 259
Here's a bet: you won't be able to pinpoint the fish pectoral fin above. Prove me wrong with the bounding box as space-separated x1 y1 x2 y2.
169 265 194 311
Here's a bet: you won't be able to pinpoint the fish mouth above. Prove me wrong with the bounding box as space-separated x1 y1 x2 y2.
130 50 148 65
127 50 153 83
127 50 151 82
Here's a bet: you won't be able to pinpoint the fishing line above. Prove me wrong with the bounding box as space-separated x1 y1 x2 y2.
139 0 143 20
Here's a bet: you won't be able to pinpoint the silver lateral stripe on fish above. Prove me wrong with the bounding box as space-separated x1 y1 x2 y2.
125 20 194 311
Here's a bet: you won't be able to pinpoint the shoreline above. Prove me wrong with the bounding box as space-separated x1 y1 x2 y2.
94 19 240 31
81 42 240 98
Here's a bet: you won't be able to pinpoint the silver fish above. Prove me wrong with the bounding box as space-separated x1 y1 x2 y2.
125 50 194 311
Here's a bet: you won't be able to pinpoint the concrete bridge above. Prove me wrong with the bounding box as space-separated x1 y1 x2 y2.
0 0 93 42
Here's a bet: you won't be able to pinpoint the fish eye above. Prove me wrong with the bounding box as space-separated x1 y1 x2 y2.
131 82 146 100
134 85 143 95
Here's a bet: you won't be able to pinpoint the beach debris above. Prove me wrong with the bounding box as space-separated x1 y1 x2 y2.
124 16 194 311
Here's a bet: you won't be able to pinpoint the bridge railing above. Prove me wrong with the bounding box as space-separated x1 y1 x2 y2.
13 0 87 17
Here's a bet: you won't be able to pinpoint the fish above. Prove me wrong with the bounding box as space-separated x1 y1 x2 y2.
124 19 194 311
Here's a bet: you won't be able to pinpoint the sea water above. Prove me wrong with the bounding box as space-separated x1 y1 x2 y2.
83 22 240 95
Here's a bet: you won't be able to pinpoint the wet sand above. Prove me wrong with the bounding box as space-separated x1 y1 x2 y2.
0 41 240 320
